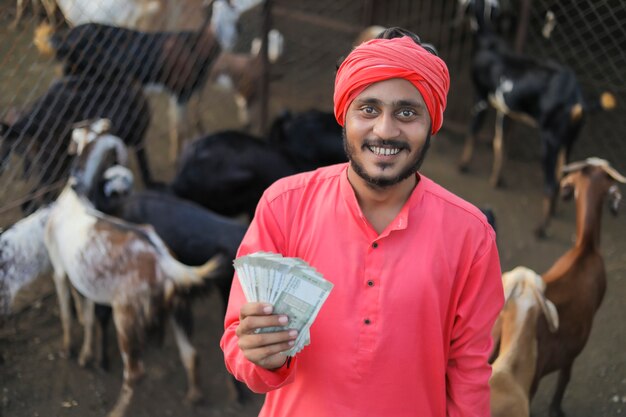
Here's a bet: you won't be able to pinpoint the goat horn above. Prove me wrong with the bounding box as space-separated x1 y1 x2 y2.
561 160 588 174
562 157 626 183
601 164 626 183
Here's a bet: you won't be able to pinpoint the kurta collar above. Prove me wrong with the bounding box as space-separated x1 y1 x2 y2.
339 164 426 239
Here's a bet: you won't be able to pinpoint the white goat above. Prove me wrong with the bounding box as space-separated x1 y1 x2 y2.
44 121 223 417
0 206 52 316
490 266 559 417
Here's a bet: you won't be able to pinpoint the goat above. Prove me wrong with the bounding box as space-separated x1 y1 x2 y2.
172 111 347 219
0 206 52 317
54 0 162 29
44 128 224 417
531 158 625 417
490 266 559 417
95 164 251 400
11 0 57 29
0 76 152 214
458 0 616 238
209 29 284 133
55 0 241 37
34 0 240 160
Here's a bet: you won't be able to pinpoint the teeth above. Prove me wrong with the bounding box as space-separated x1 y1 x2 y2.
370 146 401 156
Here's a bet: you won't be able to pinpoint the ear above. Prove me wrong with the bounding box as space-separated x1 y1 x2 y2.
560 175 575 201
608 184 622 216
501 272 520 302
530 279 559 333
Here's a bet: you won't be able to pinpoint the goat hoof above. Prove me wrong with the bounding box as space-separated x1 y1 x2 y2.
534 226 548 239
489 176 505 188
549 406 566 417
185 388 204 404
78 352 93 368
458 162 470 173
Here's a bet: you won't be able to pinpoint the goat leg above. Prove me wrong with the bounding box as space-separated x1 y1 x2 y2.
78 298 95 367
549 364 572 417
489 111 506 188
109 304 144 417
10 0 26 30
96 304 113 370
170 314 203 403
535 139 561 238
169 98 189 162
459 100 488 172
108 383 134 417
51 269 73 358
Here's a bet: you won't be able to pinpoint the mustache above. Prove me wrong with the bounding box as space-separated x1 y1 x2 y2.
362 139 409 150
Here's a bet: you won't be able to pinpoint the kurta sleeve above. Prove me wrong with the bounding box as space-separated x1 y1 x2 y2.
446 228 504 416
220 192 298 393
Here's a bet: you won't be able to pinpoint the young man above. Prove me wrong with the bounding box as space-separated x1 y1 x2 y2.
221 28 504 416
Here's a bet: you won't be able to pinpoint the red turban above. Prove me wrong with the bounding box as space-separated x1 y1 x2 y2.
334 36 450 135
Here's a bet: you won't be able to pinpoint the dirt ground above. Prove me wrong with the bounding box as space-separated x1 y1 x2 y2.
0 4 625 417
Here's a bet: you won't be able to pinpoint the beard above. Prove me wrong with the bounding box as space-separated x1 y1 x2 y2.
343 129 431 189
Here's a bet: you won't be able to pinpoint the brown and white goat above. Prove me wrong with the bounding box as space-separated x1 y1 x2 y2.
490 266 559 417
44 126 224 417
531 157 625 417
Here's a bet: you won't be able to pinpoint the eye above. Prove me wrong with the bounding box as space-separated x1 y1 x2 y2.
359 106 378 116
397 108 417 119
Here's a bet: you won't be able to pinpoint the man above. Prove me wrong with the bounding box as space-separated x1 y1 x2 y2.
221 27 504 416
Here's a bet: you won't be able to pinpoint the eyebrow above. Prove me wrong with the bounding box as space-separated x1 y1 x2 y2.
354 97 426 109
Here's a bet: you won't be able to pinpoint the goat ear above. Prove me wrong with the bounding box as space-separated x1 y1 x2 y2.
531 283 559 333
608 184 622 216
560 175 575 201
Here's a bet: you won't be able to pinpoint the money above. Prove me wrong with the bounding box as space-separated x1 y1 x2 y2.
233 252 333 356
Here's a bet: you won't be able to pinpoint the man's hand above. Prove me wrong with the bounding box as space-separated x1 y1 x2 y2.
236 302 298 370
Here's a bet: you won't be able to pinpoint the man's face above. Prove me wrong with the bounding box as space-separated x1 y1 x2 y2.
343 78 432 189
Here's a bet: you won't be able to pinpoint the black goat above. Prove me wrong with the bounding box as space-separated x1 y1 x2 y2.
268 109 346 172
458 0 615 237
34 0 238 159
171 130 295 219
173 110 346 219
0 76 151 214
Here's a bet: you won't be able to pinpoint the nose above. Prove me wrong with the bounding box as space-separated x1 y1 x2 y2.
372 112 400 140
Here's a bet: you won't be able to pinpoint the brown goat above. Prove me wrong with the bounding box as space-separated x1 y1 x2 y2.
531 157 625 417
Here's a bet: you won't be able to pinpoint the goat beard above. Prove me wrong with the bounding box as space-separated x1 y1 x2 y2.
342 128 431 189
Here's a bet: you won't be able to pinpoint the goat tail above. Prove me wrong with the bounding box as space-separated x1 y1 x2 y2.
573 91 617 121
162 253 224 289
33 22 57 56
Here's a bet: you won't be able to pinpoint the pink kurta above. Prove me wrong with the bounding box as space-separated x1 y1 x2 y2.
221 163 503 417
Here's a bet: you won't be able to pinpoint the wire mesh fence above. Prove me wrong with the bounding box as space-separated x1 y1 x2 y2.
0 0 624 227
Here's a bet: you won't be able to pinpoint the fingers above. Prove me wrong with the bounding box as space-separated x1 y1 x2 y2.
235 302 299 369
239 329 298 370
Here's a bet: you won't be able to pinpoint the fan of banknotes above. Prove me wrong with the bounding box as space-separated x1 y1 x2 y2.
233 252 334 356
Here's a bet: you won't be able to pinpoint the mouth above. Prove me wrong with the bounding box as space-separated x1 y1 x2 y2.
364 141 407 158
368 145 402 156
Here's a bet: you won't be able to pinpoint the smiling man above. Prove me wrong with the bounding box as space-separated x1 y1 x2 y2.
221 27 504 417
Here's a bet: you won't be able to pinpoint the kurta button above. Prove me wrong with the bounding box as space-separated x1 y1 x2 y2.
372 242 378 248
367 280 374 287
364 319 371 325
